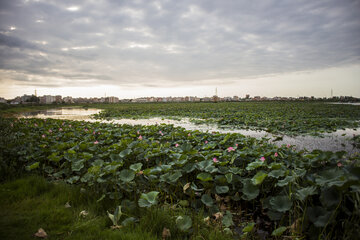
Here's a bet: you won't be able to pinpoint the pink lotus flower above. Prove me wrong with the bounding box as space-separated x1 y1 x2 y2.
337 162 343 167
188 133 191 137
260 156 266 162
227 147 235 152
137 131 140 135
84 128 88 132
48 129 52 133
175 143 179 147
62 122 65 126
159 130 164 136
98 132 101 135
59 128 63 131
213 157 219 163
94 140 99 144
34 123 38 127
42 134 45 138
69 124 72 127
93 131 96 135
287 144 291 148
274 152 278 157
205 141 208 144
138 135 143 140
236 143 238 147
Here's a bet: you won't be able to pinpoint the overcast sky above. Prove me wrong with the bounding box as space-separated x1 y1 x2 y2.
0 0 359 98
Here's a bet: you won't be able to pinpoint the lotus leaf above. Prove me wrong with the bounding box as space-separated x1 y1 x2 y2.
176 215 192 231
269 195 292 213
201 194 214 207
197 172 213 182
251 171 267 185
241 179 259 200
216 185 229 194
119 169 135 182
138 191 159 208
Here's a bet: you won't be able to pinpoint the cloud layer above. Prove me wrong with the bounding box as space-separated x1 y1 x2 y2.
0 0 359 91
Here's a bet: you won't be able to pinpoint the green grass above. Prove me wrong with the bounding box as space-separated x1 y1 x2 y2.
0 175 233 240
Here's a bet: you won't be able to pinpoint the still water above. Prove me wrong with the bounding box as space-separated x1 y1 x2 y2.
20 108 360 155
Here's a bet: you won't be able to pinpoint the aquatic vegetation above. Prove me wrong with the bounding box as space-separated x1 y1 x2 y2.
1 117 360 239
93 102 360 136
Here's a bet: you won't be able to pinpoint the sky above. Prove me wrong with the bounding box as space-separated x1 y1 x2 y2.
0 0 359 99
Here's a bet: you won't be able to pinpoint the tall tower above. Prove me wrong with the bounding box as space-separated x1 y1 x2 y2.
35 89 37 97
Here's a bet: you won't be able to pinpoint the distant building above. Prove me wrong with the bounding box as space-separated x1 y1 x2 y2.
39 95 56 104
55 95 62 103
245 94 250 99
0 97 6 103
105 96 119 103
63 96 73 103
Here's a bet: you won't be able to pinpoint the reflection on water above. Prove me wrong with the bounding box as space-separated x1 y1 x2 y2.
19 108 360 155
21 108 101 119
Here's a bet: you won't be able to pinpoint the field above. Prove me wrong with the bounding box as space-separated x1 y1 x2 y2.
1 102 360 239
93 102 360 136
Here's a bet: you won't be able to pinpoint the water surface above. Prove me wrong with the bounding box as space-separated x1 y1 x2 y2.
20 108 360 155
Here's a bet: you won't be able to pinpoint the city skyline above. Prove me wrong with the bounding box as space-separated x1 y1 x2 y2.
0 0 359 98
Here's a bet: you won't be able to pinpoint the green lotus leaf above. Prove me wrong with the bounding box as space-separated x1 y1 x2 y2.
138 191 159 208
66 175 80 184
130 163 143 172
316 168 346 187
48 153 61 163
222 211 234 227
26 162 39 171
103 162 122 173
119 169 135 182
307 206 332 227
216 185 229 194
110 153 122 162
320 187 341 208
178 200 189 207
191 182 204 192
92 159 104 167
268 169 285 178
161 171 182 184
197 160 213 171
80 172 94 183
276 175 295 187
272 226 287 236
269 195 293 213
201 194 214 207
176 215 192 231
183 163 196 173
119 148 132 158
296 186 317 201
122 217 137 226
225 173 233 183
71 159 85 172
246 160 264 171
241 179 259 200
251 171 267 185
243 222 255 233
82 152 93 160
197 172 213 182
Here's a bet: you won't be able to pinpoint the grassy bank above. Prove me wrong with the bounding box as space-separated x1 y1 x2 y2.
0 175 230 240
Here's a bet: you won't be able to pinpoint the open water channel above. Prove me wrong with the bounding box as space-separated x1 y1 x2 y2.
19 108 360 155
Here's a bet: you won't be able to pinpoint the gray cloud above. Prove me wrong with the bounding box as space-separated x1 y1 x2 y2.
0 0 359 89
